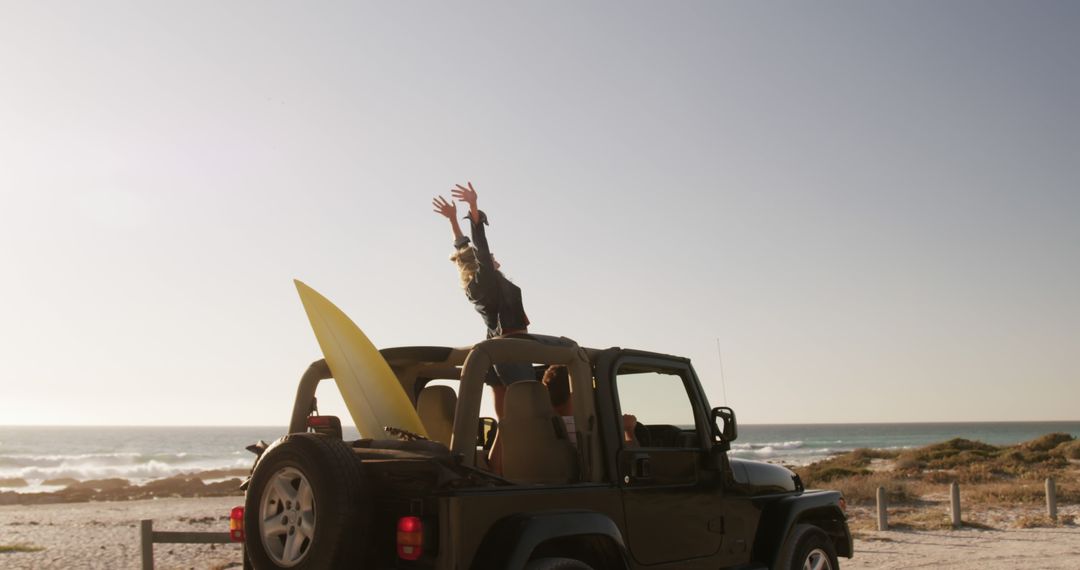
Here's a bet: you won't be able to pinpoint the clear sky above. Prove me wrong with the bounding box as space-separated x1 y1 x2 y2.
1 1 1077 426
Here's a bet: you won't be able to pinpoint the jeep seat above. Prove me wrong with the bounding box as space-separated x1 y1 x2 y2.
497 381 579 484
417 385 457 447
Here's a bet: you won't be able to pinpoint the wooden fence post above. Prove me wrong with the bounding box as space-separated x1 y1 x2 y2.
1046 477 1058 521
137 518 233 569
950 482 961 529
140 519 154 570
876 486 888 531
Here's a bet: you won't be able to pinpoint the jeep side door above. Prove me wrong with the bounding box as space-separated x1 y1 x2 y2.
607 352 735 567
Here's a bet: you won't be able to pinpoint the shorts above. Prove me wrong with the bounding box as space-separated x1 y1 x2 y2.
484 362 537 387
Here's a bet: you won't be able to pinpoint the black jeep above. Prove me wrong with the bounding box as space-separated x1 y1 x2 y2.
242 335 852 569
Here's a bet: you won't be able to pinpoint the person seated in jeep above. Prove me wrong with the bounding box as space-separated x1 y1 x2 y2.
541 364 577 442
542 365 639 447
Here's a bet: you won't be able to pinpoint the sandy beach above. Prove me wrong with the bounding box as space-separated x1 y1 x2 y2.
845 504 1080 569
1 434 1077 568
1 497 1077 569
0 497 244 570
850 526 1080 569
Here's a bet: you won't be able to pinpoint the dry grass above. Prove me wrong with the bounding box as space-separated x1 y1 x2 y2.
824 472 915 506
1025 433 1075 452
849 531 895 542
960 480 1080 504
1013 514 1076 529
848 504 1007 532
796 433 1080 516
0 543 45 553
1054 439 1080 460
886 507 955 531
895 438 1000 471
798 448 899 481
885 434 1075 477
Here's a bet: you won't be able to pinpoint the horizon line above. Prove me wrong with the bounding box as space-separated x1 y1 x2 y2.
3 419 1079 429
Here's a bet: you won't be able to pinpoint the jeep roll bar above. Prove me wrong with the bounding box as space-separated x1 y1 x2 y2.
288 359 333 434
287 336 604 482
453 336 603 482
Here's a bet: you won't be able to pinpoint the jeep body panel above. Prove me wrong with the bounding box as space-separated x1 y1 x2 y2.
730 459 802 494
751 490 852 564
467 508 629 570
438 484 623 569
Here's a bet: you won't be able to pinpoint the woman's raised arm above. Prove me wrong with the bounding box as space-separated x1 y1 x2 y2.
432 195 466 247
452 181 495 273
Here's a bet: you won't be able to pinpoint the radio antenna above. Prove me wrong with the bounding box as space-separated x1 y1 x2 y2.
716 337 728 405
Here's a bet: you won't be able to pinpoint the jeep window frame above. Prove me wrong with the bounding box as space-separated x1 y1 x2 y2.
608 353 712 453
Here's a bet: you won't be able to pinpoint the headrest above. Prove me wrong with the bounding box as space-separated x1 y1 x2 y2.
416 385 457 446
504 381 554 419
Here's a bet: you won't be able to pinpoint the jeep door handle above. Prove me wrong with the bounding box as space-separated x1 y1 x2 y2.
633 456 651 478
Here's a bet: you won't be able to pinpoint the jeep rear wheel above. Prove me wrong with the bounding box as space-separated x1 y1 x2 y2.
244 434 369 569
776 524 839 570
258 466 316 565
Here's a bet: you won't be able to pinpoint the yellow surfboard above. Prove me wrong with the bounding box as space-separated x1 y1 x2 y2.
295 280 428 440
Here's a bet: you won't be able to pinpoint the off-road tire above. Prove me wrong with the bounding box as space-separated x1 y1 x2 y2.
774 523 839 570
525 557 595 570
244 433 369 569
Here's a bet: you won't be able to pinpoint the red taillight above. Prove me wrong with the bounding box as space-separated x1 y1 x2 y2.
229 506 245 542
397 516 423 560
307 416 331 427
838 496 848 513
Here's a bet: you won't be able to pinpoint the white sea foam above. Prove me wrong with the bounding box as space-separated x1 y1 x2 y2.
727 440 852 466
730 440 805 452
0 451 253 490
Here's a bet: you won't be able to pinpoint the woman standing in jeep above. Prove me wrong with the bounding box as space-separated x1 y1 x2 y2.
432 182 535 421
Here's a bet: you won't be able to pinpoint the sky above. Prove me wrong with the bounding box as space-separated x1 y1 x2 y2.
1 1 1077 426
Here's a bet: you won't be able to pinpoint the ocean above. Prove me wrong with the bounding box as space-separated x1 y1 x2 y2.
2 422 1078 494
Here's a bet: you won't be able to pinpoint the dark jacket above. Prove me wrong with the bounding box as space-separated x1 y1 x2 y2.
455 210 530 338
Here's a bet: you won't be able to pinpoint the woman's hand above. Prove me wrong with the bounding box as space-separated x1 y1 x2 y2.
432 195 457 219
433 195 465 244
451 182 480 223
622 414 639 446
451 182 477 206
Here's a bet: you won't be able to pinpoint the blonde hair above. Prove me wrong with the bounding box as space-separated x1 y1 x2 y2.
449 247 479 288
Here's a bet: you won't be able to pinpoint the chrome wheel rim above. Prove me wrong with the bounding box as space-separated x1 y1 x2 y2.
259 466 316 567
803 547 833 570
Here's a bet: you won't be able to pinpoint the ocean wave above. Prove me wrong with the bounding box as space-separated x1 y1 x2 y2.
730 440 805 451
0 453 254 485
0 452 143 464
728 442 855 466
0 451 218 467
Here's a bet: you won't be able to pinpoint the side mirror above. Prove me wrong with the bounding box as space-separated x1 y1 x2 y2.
711 406 737 443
